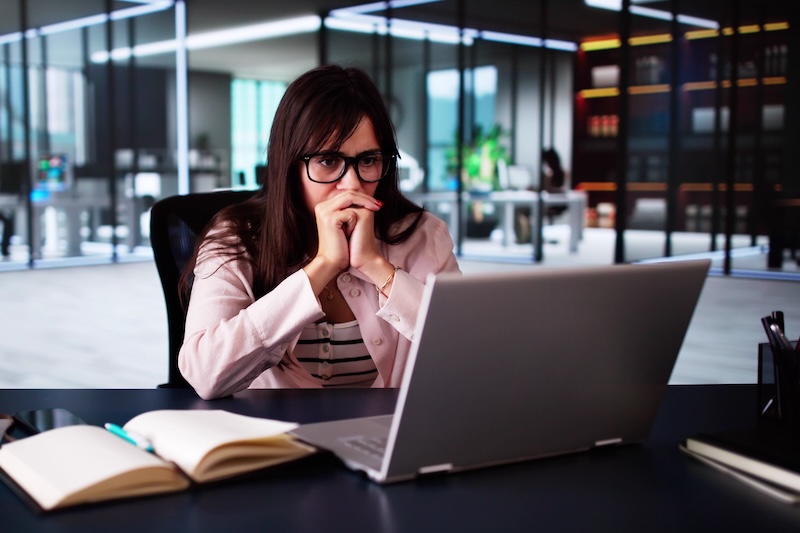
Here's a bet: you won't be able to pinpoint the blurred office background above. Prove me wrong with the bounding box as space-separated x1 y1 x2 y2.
0 1 798 387
0 0 798 272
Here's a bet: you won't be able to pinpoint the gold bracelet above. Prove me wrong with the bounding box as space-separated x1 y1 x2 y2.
377 265 400 297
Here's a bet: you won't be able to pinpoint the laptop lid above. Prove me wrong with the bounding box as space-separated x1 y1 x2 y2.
294 259 710 483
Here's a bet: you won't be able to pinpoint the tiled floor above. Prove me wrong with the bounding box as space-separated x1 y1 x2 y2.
1 226 799 389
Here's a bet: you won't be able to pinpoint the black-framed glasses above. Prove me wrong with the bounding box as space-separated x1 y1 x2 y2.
302 152 396 183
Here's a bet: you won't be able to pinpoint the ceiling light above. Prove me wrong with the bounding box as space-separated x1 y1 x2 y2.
481 31 542 48
39 14 110 35
93 15 322 63
544 39 579 52
324 16 385 35
330 0 442 17
585 0 719 29
328 8 577 51
0 32 22 46
676 14 719 29
187 16 321 50
0 1 173 44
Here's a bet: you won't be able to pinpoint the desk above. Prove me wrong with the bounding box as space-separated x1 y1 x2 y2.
0 194 144 258
409 190 586 252
2 386 800 531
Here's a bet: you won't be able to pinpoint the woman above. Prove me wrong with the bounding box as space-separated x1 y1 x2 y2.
541 148 566 194
179 65 460 399
513 148 568 243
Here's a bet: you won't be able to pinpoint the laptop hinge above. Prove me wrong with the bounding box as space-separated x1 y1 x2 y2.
595 437 623 447
418 463 453 475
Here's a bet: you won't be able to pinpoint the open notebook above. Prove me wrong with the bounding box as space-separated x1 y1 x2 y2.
291 259 710 483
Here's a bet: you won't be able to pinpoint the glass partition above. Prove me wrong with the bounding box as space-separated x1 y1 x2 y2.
1 0 793 276
0 0 179 267
571 0 794 274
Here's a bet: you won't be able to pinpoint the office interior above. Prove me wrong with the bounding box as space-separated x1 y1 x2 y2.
0 0 797 392
0 0 796 277
3 5 800 528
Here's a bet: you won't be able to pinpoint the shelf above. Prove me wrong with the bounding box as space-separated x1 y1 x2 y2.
576 182 759 193
578 133 785 149
580 77 786 99
573 21 788 207
581 22 789 51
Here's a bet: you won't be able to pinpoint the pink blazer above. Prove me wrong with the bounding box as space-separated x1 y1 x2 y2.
179 212 461 399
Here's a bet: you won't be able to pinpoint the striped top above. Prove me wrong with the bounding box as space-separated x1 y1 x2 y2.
295 320 377 387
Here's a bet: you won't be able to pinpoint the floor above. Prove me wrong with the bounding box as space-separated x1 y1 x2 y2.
1 225 799 389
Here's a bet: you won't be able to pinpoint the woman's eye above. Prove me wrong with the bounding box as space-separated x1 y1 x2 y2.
316 157 339 168
360 155 380 167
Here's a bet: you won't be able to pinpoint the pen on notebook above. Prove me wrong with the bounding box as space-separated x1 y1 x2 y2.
104 423 154 452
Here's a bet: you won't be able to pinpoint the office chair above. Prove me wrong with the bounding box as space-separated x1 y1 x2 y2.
150 189 256 388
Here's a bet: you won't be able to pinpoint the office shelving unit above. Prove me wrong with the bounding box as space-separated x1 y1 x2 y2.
571 22 789 233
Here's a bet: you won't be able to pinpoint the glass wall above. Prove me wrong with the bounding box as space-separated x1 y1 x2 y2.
572 0 795 274
230 79 287 188
322 1 576 259
1 0 794 277
0 0 180 268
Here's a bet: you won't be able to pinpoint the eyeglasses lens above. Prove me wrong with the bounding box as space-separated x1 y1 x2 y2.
307 154 388 183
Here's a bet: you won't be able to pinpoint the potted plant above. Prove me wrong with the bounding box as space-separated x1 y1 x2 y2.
445 124 509 238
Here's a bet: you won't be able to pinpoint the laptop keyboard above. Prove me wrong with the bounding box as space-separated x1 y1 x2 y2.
342 435 388 460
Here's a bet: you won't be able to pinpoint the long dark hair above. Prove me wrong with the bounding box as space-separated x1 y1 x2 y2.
181 65 423 301
542 148 565 189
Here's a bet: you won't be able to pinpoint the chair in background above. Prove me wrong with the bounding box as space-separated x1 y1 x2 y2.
150 189 256 388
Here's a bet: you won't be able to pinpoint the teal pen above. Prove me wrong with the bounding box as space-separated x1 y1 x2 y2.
104 423 154 452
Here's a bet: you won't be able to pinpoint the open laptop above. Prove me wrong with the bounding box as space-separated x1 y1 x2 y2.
290 259 711 483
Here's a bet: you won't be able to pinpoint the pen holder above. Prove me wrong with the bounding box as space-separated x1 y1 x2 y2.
758 342 800 433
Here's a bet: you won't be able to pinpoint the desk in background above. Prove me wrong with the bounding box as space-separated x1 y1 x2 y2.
408 190 586 252
0 193 145 258
1 386 799 532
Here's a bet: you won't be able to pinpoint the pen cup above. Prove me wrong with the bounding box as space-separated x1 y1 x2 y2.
758 342 800 434
758 343 779 422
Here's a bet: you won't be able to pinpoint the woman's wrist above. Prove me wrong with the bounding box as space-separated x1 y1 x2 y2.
376 265 401 297
303 257 344 297
357 258 399 297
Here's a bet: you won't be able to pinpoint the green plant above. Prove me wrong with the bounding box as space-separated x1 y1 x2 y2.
445 124 509 192
194 132 211 151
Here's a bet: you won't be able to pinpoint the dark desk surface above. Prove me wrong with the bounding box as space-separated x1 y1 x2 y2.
1 385 799 532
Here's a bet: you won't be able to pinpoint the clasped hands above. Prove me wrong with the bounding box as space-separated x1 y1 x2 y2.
305 191 395 296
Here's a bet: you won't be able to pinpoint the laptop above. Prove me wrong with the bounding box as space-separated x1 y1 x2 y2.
290 259 711 483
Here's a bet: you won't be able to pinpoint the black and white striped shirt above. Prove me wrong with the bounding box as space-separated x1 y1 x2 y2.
295 320 377 387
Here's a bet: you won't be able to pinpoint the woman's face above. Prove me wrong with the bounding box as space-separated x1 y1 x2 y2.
300 118 381 214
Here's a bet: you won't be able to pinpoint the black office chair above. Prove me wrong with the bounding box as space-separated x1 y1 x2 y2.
150 189 256 388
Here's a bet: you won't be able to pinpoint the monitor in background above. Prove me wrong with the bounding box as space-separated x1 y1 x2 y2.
35 154 72 193
507 164 537 190
0 162 25 196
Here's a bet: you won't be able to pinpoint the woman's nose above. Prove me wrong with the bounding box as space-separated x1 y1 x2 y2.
337 164 362 190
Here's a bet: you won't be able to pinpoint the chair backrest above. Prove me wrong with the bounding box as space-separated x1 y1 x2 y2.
150 189 256 388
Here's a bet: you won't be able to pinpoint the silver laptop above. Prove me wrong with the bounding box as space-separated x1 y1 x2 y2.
290 259 710 483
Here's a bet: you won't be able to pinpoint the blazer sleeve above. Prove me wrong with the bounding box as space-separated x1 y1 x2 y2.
179 244 324 399
375 213 461 341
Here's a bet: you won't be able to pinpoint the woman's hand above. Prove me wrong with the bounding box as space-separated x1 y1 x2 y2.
341 197 397 297
313 192 361 272
305 191 384 294
347 203 383 270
